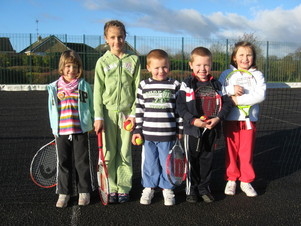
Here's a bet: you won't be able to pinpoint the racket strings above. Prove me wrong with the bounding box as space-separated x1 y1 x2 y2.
196 85 221 118
31 143 57 187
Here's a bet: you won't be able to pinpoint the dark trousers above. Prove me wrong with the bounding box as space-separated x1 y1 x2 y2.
56 133 91 195
184 130 216 196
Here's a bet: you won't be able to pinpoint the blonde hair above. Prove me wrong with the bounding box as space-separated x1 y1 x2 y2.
190 47 212 62
104 20 126 38
146 49 169 66
58 50 83 78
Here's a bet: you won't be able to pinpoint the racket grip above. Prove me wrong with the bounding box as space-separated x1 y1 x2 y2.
98 133 103 146
245 118 252 130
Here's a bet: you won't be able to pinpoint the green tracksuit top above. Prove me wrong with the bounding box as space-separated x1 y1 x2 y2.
94 50 141 118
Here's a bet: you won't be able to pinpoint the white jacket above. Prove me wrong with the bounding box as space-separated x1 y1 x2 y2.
218 66 266 122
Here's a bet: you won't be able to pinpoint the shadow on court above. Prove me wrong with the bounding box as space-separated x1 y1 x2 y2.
0 91 301 225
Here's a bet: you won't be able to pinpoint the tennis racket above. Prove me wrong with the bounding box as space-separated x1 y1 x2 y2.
97 133 109 205
195 85 222 135
30 139 57 188
225 69 256 130
166 139 187 186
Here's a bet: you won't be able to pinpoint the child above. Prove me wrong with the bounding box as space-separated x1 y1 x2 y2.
219 41 266 197
47 50 94 208
131 49 183 206
176 47 233 203
93 20 141 203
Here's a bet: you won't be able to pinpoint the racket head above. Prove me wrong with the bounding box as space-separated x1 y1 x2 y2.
195 85 222 119
166 140 187 186
97 133 109 205
225 69 256 130
30 139 57 188
97 164 109 205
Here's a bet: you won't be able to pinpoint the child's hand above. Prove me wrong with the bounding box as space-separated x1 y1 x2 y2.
94 120 104 134
126 116 136 132
177 134 183 140
193 118 207 128
234 85 244 96
132 133 142 145
205 117 220 129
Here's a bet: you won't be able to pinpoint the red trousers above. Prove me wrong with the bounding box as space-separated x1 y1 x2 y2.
223 121 256 183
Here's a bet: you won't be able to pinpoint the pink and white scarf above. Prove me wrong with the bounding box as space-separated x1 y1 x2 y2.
57 76 79 99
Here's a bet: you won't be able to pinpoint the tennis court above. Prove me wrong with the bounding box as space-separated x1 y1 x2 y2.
1 85 301 225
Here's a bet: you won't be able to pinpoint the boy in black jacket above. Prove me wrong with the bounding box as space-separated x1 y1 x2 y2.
176 47 233 203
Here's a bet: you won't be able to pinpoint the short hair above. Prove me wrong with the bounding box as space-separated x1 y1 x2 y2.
230 41 257 68
104 20 126 38
58 50 83 78
146 49 169 66
190 47 212 62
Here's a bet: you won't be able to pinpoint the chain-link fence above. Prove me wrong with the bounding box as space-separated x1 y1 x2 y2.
1 33 301 84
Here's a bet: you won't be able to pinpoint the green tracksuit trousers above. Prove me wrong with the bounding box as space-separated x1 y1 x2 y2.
103 109 133 194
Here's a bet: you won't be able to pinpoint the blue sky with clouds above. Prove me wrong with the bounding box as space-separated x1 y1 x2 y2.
1 0 301 42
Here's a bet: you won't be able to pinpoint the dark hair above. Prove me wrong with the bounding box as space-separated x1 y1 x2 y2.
190 47 212 62
230 41 257 69
104 20 126 38
146 49 169 66
58 50 83 78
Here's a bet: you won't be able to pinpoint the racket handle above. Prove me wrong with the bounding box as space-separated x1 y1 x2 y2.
245 118 252 130
97 133 103 146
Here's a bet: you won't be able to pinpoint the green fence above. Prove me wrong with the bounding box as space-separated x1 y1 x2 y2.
1 33 301 84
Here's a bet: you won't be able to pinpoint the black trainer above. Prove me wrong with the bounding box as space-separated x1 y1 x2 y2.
201 193 215 203
186 195 198 203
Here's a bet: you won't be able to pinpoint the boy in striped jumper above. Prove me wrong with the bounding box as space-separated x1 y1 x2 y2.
132 49 183 206
48 50 94 208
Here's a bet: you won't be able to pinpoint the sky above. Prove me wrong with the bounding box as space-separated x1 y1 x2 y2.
1 0 301 43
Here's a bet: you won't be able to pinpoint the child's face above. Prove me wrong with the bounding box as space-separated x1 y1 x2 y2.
234 46 254 70
63 62 79 82
105 26 125 54
189 55 211 81
147 58 169 81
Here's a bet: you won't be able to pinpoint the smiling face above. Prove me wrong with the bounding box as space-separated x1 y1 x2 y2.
189 55 212 81
147 57 170 81
105 26 126 57
62 62 79 82
234 46 254 70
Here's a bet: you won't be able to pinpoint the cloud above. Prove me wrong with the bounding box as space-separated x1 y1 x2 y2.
81 0 301 43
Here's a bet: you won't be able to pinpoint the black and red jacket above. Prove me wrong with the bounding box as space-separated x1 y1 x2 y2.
176 74 233 138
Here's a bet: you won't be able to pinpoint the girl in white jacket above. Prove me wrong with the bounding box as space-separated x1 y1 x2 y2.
219 41 266 197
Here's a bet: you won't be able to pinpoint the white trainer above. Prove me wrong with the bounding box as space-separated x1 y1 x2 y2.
140 188 154 205
56 194 70 208
78 193 90 206
224 180 236 196
162 189 175 206
240 182 258 197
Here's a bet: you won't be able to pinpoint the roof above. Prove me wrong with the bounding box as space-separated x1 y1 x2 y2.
0 37 15 53
20 35 98 55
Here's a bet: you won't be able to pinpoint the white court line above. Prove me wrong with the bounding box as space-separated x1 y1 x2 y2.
71 205 80 226
260 115 301 127
254 147 279 157
267 106 301 114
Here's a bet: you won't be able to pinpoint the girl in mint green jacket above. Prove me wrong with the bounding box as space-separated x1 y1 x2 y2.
93 20 141 203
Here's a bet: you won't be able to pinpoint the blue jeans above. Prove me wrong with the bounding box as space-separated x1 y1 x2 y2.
141 140 175 189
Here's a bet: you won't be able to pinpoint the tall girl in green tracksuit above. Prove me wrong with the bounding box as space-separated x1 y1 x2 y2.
93 20 141 203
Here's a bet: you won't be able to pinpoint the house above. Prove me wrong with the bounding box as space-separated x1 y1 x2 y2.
0 37 16 54
20 35 99 56
20 35 100 70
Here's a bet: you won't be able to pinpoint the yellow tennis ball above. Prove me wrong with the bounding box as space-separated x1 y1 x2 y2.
123 120 133 131
200 115 208 121
135 138 143 145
